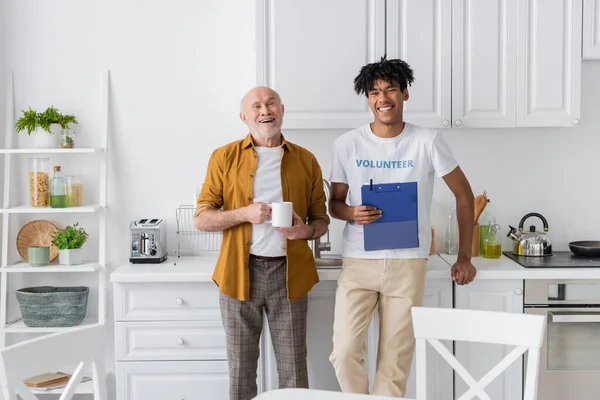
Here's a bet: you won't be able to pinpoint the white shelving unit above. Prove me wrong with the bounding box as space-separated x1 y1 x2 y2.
0 71 109 367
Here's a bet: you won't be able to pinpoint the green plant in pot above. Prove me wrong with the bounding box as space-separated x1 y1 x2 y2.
52 223 88 266
15 106 78 149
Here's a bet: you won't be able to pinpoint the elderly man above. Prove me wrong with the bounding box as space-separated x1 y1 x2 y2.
194 86 330 400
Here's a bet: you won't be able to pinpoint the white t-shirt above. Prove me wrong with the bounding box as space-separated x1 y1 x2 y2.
250 146 287 257
329 123 458 259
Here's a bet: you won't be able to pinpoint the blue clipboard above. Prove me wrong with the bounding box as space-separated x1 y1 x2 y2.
360 181 419 251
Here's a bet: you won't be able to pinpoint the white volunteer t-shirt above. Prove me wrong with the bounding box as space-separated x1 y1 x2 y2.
250 146 287 257
329 123 458 259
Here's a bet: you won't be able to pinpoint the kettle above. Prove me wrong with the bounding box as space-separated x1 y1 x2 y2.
507 213 553 256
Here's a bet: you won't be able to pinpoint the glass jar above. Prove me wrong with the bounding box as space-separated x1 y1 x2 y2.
445 194 459 255
65 176 83 207
49 166 67 208
61 129 75 148
482 222 502 259
28 157 50 207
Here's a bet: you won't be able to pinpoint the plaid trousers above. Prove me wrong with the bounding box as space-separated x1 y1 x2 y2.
219 256 309 400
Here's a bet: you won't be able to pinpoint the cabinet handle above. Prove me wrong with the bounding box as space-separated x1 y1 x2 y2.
176 298 184 305
572 118 580 125
454 120 463 126
177 338 185 345
515 288 523 295
442 120 450 127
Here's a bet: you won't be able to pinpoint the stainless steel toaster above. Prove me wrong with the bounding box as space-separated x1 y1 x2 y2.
129 218 168 263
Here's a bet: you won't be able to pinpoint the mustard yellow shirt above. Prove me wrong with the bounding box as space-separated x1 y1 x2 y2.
195 134 330 301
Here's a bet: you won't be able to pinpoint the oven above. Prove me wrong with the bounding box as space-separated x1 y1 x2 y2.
525 280 600 400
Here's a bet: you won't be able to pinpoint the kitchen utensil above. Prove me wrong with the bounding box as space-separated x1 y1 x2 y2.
507 212 552 256
16 220 59 262
473 190 488 226
130 218 168 263
569 241 600 257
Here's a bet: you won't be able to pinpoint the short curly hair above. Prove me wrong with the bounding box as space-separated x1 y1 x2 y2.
354 55 415 96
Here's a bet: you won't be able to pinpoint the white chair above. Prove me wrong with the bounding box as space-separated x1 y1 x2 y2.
411 307 546 400
0 324 107 400
253 388 410 399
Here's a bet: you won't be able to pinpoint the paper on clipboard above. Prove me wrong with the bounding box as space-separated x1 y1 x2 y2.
360 181 419 251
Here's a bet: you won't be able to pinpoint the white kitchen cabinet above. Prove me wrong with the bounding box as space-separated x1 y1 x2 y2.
454 279 524 400
116 361 229 400
366 278 454 400
263 280 340 391
258 0 583 130
452 0 517 128
386 0 452 129
113 280 235 400
264 278 453 398
583 0 600 59
517 0 582 127
256 0 385 129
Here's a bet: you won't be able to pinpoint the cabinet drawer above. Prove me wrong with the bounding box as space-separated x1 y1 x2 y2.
114 282 220 321
116 361 229 400
115 321 226 361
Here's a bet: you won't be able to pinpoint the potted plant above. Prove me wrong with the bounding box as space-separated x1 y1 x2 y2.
52 223 89 266
15 106 78 149
40 106 78 148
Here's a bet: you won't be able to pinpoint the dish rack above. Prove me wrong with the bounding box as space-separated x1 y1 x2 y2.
175 205 222 256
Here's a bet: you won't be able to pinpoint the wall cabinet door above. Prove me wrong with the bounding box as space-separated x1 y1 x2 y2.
454 279 524 400
452 0 518 128
256 0 385 129
516 0 583 127
583 0 600 59
386 0 452 129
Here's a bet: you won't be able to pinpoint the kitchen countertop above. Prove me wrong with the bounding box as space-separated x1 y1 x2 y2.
110 253 600 284
440 253 600 280
110 254 453 283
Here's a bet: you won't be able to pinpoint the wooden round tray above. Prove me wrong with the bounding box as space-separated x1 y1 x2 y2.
16 220 60 262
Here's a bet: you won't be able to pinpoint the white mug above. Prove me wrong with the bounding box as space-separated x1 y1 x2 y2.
269 202 293 227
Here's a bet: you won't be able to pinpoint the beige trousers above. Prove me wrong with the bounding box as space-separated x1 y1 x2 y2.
329 257 427 397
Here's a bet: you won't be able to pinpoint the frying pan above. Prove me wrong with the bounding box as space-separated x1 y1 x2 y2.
569 241 600 257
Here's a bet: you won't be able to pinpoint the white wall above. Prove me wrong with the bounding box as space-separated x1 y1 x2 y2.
2 0 600 398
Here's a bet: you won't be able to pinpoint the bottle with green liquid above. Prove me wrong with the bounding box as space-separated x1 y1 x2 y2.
482 221 502 259
50 166 68 208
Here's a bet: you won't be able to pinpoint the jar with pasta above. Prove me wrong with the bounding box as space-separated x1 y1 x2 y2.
28 158 50 207
65 176 83 207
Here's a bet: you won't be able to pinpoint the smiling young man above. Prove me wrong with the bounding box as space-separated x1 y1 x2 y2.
328 57 477 397
194 86 330 400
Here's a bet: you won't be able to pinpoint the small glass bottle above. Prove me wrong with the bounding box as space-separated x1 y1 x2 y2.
445 193 459 255
50 166 67 208
482 221 502 259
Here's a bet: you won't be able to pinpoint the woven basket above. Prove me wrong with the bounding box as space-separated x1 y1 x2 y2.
15 286 89 327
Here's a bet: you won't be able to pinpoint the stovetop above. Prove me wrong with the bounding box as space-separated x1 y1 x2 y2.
503 251 600 268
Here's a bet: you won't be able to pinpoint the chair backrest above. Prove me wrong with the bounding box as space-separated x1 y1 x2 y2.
0 324 107 400
411 307 546 400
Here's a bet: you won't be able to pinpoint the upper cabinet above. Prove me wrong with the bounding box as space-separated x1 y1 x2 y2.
583 0 600 59
516 0 582 127
257 0 583 129
386 0 452 129
452 0 517 128
256 0 385 130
